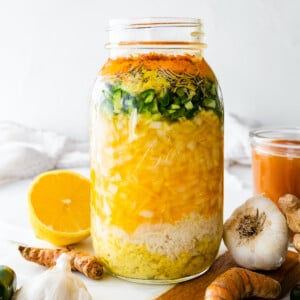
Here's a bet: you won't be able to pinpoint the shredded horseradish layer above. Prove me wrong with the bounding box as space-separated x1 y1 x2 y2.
91 211 222 280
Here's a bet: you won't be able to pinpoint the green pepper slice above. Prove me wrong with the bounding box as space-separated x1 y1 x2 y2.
0 265 17 300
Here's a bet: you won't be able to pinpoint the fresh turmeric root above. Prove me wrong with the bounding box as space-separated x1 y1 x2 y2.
204 267 281 300
18 245 103 280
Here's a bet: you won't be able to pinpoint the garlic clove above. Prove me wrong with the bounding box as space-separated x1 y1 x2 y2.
223 195 289 270
14 253 92 300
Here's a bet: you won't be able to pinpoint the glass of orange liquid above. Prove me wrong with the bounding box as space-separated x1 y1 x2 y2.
250 127 300 206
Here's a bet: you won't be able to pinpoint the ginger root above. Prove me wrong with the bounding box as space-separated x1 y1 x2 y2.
278 194 300 251
204 267 281 300
18 245 103 280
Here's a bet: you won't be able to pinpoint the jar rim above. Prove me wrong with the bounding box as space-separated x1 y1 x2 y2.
106 17 205 50
107 17 203 31
250 127 300 150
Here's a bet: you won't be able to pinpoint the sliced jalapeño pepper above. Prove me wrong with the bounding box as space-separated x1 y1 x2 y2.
0 265 17 300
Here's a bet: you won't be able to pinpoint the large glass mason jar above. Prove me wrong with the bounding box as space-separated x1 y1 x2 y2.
90 18 224 283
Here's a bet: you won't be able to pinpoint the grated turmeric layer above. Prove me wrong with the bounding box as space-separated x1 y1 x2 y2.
101 53 216 80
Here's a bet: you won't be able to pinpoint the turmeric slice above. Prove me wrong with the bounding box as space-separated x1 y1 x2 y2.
18 245 103 280
204 267 281 300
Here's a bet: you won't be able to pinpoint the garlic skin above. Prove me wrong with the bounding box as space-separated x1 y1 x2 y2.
14 253 92 300
223 195 289 270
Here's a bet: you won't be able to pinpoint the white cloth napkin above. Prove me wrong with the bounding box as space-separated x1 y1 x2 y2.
0 122 89 184
0 113 258 183
224 112 260 167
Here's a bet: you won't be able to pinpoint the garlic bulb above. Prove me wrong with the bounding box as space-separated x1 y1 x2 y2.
14 253 92 300
223 195 289 270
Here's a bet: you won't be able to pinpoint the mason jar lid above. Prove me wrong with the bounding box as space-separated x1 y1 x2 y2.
250 127 300 157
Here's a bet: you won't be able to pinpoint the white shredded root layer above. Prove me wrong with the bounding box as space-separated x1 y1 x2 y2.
92 211 223 260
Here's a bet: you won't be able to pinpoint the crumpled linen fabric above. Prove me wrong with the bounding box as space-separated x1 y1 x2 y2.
0 122 89 184
224 112 260 167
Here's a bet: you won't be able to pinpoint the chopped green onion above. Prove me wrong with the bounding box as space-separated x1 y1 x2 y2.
112 89 123 113
140 89 155 103
122 94 136 113
203 98 216 109
170 104 181 110
176 87 187 97
158 93 170 107
100 76 222 121
184 101 194 110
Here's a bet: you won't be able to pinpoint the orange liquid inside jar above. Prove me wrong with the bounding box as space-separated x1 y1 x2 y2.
250 128 300 205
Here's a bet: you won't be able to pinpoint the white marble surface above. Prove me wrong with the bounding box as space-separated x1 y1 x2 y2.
0 166 291 299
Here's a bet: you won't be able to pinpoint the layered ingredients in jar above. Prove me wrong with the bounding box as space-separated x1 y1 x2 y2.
90 53 224 281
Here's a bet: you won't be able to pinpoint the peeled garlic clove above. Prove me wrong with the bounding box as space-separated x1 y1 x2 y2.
223 195 289 270
14 253 92 300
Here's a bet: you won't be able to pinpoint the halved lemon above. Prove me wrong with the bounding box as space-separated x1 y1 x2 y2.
28 170 90 246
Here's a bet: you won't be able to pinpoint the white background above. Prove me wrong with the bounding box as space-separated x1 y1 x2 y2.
0 0 299 141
